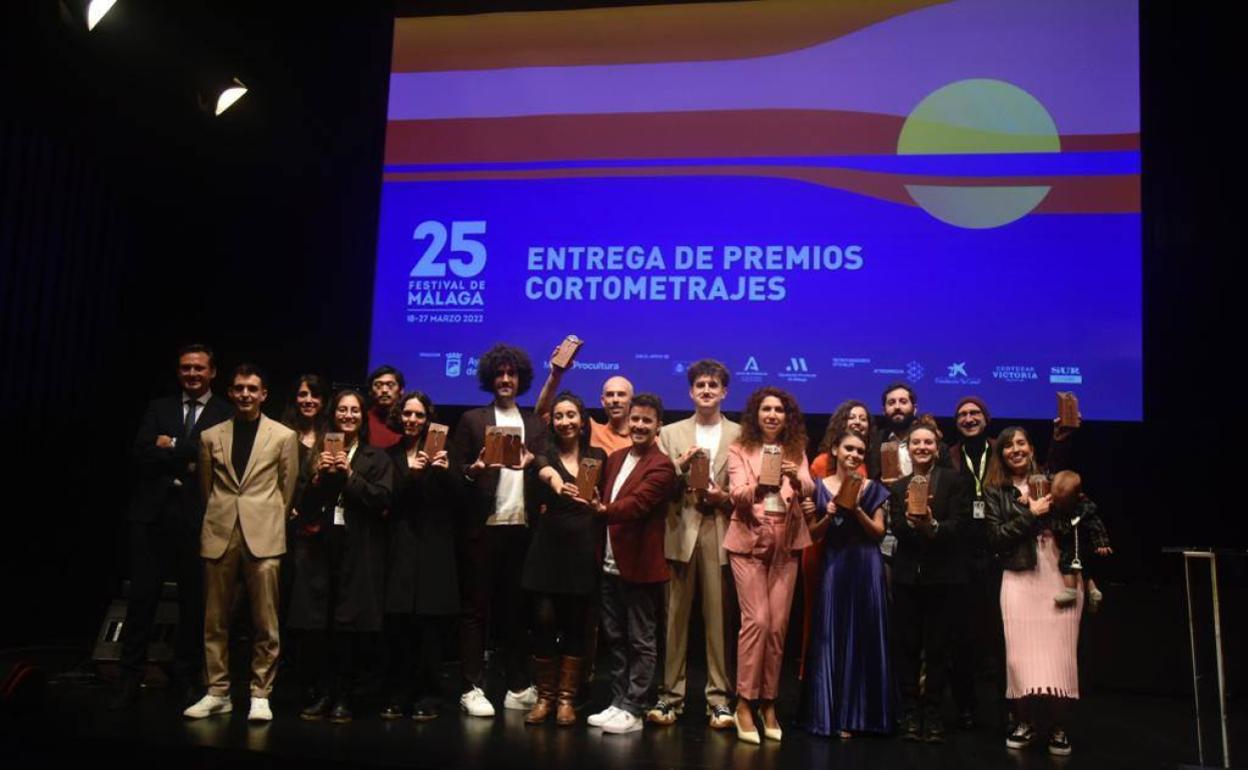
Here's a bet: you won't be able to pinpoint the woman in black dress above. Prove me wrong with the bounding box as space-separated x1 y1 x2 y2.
288 389 393 724
280 375 329 627
522 391 606 725
381 390 460 721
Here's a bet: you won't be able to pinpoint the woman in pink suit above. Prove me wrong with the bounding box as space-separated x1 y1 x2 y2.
725 386 816 744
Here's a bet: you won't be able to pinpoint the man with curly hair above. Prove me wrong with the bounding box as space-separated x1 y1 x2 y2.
449 343 547 717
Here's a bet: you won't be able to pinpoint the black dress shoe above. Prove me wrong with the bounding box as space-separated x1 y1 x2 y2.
958 708 976 730
329 700 353 724
108 679 142 711
924 722 946 744
900 710 921 741
380 703 406 720
411 704 440 722
300 694 332 721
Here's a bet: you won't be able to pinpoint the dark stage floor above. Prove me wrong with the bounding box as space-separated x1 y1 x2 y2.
4 648 1232 770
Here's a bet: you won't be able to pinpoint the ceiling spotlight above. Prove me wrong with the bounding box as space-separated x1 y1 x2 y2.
213 78 248 116
86 0 117 31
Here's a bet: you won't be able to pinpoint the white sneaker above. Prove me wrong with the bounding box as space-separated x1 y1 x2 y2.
602 710 644 734
248 697 273 722
587 705 622 727
183 694 232 719
503 685 538 710
459 686 496 717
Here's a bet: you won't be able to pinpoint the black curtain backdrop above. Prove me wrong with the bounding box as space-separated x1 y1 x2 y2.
0 1 1240 695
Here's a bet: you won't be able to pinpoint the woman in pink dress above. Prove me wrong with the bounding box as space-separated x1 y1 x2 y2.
984 426 1081 757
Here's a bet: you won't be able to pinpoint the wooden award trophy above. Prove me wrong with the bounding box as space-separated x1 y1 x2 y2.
576 457 602 500
1028 474 1051 500
323 432 344 456
500 428 523 466
688 449 711 492
759 446 783 488
423 423 449 456
907 475 930 515
482 427 503 465
1057 392 1081 429
551 335 584 370
834 475 862 510
880 440 903 482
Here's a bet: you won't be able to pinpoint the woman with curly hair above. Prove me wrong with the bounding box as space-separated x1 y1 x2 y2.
724 386 816 743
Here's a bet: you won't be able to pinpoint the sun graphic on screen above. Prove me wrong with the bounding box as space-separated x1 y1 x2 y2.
898 78 1060 229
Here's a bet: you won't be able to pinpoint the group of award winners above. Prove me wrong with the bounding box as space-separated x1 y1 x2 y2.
112 339 1110 757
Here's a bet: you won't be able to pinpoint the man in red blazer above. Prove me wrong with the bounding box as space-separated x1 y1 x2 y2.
586 393 676 734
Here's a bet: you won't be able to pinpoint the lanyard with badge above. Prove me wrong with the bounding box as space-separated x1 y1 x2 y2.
964 444 989 519
334 442 359 526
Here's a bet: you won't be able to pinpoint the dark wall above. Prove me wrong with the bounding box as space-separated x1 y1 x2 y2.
1 0 1240 671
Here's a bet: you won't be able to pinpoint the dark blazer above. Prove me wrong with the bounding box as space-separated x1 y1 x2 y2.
600 443 677 585
384 443 461 616
288 442 394 632
888 467 972 584
128 393 233 522
448 404 547 534
866 422 950 481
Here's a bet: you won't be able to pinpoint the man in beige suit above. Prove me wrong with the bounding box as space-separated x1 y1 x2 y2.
183 364 299 722
648 360 739 729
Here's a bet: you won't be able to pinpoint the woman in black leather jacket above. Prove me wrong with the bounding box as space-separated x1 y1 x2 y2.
984 426 1084 757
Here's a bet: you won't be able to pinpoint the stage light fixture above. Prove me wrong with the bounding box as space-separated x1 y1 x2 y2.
213 78 248 116
86 0 117 30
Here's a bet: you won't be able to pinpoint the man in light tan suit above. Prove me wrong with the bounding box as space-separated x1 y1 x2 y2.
183 364 299 722
648 360 740 729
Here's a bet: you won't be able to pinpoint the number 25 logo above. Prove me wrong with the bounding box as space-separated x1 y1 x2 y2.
409 221 487 278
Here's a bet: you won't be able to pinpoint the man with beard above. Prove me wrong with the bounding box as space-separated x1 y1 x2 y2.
450 344 546 717
535 349 634 454
867 383 948 481
946 395 1076 733
111 344 234 711
366 365 404 448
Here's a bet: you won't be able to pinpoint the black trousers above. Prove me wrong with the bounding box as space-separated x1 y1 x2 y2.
600 574 661 716
951 560 1006 717
893 581 959 717
386 613 451 705
118 505 204 683
460 525 531 693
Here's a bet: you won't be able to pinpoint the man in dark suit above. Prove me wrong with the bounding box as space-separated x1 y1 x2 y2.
867 382 950 481
111 344 233 710
449 343 546 717
586 393 677 735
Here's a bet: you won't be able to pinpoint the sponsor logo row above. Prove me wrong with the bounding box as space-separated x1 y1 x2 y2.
420 352 1083 386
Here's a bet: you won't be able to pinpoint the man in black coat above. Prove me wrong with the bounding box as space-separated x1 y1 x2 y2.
110 344 233 710
449 343 546 717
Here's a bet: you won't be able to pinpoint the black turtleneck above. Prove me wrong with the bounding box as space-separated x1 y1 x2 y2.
232 416 260 480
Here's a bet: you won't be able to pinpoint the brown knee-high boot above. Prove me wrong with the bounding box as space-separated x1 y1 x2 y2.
525 657 558 724
556 656 583 726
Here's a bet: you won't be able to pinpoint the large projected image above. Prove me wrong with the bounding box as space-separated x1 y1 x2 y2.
369 0 1141 419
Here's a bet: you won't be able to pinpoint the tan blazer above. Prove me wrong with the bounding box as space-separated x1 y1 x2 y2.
658 416 740 566
198 414 299 559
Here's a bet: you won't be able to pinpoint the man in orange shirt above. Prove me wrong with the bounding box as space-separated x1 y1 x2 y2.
535 344 633 453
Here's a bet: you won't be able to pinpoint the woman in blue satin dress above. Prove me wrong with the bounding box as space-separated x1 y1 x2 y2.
801 429 894 738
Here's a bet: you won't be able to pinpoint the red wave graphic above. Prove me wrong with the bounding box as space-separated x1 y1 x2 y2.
384 110 1139 166
381 165 1139 215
